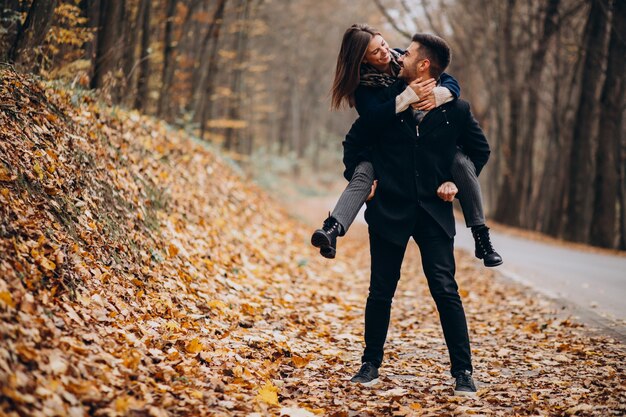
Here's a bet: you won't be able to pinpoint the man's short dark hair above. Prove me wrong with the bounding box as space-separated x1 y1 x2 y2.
411 33 451 79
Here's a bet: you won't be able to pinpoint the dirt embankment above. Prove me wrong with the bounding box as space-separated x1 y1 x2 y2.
0 70 624 416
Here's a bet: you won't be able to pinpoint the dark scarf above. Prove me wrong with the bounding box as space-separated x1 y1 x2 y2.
359 48 401 88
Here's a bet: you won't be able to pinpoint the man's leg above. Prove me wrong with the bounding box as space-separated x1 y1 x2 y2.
413 208 472 376
360 229 408 368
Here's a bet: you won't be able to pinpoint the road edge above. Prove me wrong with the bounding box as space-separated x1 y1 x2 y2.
495 268 626 347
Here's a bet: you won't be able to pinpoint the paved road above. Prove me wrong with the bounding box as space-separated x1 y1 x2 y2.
454 221 626 332
297 196 626 337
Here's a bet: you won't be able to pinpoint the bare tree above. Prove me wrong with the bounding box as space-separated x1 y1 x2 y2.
9 0 58 70
91 0 123 90
590 0 626 248
134 0 151 110
564 0 611 243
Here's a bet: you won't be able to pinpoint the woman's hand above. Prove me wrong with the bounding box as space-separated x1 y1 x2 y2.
367 180 378 201
409 77 436 100
411 92 436 111
437 181 458 202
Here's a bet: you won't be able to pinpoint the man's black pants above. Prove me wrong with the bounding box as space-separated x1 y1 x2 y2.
361 206 473 377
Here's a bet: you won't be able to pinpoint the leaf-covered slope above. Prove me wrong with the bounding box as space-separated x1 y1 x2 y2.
0 69 357 416
1 70 625 417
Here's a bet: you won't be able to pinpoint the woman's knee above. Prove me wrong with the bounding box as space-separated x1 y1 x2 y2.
351 167 375 187
452 152 476 176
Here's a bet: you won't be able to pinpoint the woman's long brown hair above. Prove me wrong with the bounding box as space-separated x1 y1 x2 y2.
331 24 380 110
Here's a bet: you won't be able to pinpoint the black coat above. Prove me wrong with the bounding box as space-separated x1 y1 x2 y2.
342 80 491 246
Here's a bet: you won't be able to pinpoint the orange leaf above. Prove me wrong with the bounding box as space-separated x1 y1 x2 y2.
0 292 14 308
186 338 204 354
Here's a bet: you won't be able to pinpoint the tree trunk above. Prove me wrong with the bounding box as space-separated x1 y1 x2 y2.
120 0 145 103
590 0 626 248
0 0 22 62
134 0 151 111
618 135 626 250
564 0 610 243
9 0 58 70
493 0 521 225
157 0 178 118
515 0 561 227
198 0 228 140
91 0 123 90
192 0 227 124
79 0 99 79
223 0 251 151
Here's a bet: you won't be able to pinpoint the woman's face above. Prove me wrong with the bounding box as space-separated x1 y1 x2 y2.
363 34 391 70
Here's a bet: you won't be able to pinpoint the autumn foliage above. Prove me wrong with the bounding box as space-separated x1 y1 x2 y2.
1 70 625 416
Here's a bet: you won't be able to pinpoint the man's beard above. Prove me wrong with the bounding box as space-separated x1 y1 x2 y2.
399 68 412 82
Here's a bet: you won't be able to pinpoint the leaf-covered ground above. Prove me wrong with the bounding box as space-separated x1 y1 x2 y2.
0 69 624 417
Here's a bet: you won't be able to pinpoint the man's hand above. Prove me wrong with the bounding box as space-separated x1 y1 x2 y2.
409 77 436 100
367 180 378 201
437 181 458 202
411 92 436 111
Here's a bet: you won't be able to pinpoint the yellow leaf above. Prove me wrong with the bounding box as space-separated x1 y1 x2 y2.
165 320 181 331
0 291 15 308
256 382 279 406
114 396 130 412
39 257 57 271
207 300 226 310
123 350 141 370
186 338 204 354
409 403 422 410
33 163 44 180
168 244 179 257
0 167 15 181
189 390 203 400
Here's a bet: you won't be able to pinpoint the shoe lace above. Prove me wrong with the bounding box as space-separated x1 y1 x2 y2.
323 214 340 234
457 371 473 387
358 362 374 377
475 228 495 254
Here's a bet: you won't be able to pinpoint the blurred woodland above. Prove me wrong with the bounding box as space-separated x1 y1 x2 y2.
0 0 624 249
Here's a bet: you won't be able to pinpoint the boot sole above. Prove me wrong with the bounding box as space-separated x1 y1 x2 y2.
312 231 335 259
320 247 336 259
475 253 503 267
311 230 331 248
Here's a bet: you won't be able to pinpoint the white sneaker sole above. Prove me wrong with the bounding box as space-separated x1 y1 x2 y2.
453 389 477 397
352 378 379 387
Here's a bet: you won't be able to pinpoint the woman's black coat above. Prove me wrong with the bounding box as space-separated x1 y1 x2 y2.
342 79 491 246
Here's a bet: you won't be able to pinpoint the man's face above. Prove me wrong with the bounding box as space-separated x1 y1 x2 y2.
398 42 423 82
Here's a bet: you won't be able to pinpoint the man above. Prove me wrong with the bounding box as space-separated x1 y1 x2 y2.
342 33 491 396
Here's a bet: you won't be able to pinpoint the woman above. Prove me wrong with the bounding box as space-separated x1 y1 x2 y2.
310 24 502 267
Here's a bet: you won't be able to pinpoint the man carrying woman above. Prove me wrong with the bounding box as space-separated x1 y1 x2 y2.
314 25 496 396
311 24 502 269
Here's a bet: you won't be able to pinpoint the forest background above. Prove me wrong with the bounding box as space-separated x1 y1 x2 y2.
0 0 625 250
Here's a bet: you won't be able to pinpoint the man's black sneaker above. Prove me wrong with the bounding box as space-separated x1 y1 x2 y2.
311 215 342 259
349 362 379 386
454 370 477 397
472 225 503 267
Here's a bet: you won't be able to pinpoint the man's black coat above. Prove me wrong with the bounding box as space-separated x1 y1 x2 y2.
342 80 491 246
